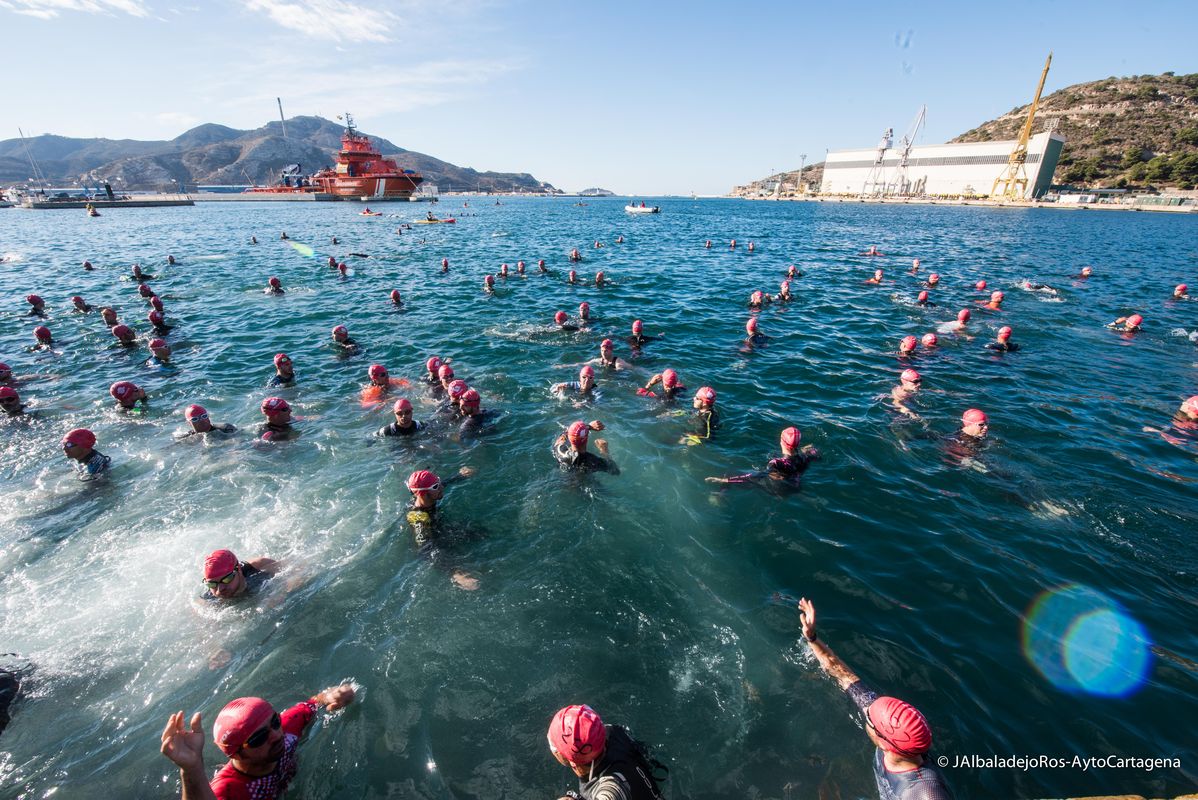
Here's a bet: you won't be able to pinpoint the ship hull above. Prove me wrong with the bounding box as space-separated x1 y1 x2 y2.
320 175 423 200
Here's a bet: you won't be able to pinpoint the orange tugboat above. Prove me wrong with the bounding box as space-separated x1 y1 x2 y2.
247 113 423 201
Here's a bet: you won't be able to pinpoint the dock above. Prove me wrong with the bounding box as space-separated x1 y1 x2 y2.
19 194 193 209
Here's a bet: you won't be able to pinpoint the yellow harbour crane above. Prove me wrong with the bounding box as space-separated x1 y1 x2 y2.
991 52 1053 200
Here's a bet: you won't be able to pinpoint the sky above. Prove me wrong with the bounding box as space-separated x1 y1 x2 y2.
1 0 1196 195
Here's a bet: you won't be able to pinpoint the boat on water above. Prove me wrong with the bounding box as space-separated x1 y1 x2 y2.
246 113 423 202
625 202 660 214
86 203 100 217
413 217 455 225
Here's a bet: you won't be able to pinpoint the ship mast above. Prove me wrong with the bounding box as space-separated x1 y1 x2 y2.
991 52 1052 200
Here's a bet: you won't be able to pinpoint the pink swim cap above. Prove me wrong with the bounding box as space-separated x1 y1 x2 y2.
554 311 568 325
899 335 917 352
261 396 290 416
997 326 1012 339
874 269 883 279
746 318 758 334
368 364 388 381
547 705 606 766
1126 314 1143 327
632 320 644 334
957 309 971 322
393 397 412 413
921 333 938 346
579 302 590 314
328 256 337 267
148 310 164 325
438 364 455 380
111 324 133 339
538 259 545 267
441 258 449 268
580 365 595 379
1182 396 1198 416
338 262 347 272
34 325 52 341
203 549 238 581
600 338 613 349
867 696 932 755
662 368 679 388
975 280 986 290
780 426 801 449
962 408 987 426
461 388 480 407
695 386 716 405
567 420 590 447
390 289 401 302
990 291 1004 302
518 261 525 268
185 404 207 420
596 271 605 281
332 325 348 339
407 469 441 492
26 294 43 306
274 353 291 367
568 270 577 280
901 368 920 383
426 356 442 373
928 273 940 282
110 380 139 399
917 291 929 302
62 428 96 449
1175 284 1188 295
751 291 763 303
268 276 280 287
448 379 468 399
71 295 84 304
213 697 274 756
484 275 495 286
149 338 167 350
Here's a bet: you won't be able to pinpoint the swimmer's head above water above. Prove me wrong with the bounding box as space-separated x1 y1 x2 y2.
185 403 213 433
368 364 389 386
961 408 988 439
693 386 716 410
899 335 917 355
261 396 291 425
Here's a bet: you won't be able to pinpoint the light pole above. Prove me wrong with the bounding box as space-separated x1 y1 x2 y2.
798 154 807 194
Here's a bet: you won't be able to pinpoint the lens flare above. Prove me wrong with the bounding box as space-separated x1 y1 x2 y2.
286 241 315 258
1021 584 1152 696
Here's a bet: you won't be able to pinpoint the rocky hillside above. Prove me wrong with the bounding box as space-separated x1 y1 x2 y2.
729 163 823 198
0 116 556 193
952 71 1198 189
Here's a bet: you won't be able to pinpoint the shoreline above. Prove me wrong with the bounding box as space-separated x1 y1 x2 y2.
735 195 1198 214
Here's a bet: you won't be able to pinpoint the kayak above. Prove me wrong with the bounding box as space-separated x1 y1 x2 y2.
625 205 659 214
414 218 456 225
359 212 382 216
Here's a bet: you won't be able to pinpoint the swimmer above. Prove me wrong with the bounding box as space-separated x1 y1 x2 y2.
748 241 755 252
796 598 955 800
864 269 883 285
441 257 449 272
910 258 921 274
891 369 922 418
777 280 793 302
83 259 95 270
578 302 592 322
443 379 469 415
71 296 92 313
424 356 446 386
0 386 27 415
166 255 176 266
269 354 295 387
858 245 883 256
377 397 424 437
569 248 582 262
148 338 172 365
898 335 917 356
925 273 940 288
62 428 110 479
25 295 46 317
265 277 284 295
367 364 393 391
517 261 526 275
1107 313 1143 333
568 270 578 284
787 264 801 279
640 367 686 401
552 365 601 400
337 262 348 277
259 397 296 441
148 311 173 335
960 408 988 440
150 295 165 314
537 259 548 274
112 324 137 346
457 388 498 437
975 280 987 291
199 549 275 600
483 274 495 293
137 283 155 299
552 419 618 474
280 231 289 240
615 235 624 244
916 290 934 307
706 426 821 487
499 263 509 278
160 684 355 800
954 309 970 329
921 332 938 348
131 264 155 281
1173 284 1188 299
744 317 769 346
110 380 147 411
749 290 770 308
437 364 458 393
545 703 665 800
179 404 235 438
250 236 258 245
987 326 1019 352
331 325 358 350
595 270 608 287
404 466 475 549
100 307 119 327
592 339 631 370
1073 266 1093 279
31 326 54 350
389 289 403 307
327 256 337 269
554 310 580 332
705 240 713 249
592 240 604 249
984 291 1004 310
1177 396 1198 424
730 239 737 249
629 318 661 348
332 236 339 245
687 386 720 444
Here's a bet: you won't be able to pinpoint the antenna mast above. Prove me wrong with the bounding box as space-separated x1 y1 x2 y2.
277 97 287 138
991 52 1052 200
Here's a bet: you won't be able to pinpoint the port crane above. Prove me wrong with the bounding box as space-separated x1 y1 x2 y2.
991 52 1052 200
861 128 893 196
889 105 927 196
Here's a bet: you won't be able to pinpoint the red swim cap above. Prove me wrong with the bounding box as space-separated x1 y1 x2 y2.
547 705 606 766
328 256 337 267
111 324 133 339
274 353 291 367
962 408 987 426
579 302 590 314
448 379 468 399
110 380 139 400
751 291 763 303
1182 396 1198 416
426 356 442 374
538 259 545 267
921 333 938 347
0 387 17 400
407 469 440 493
148 310 164 325
441 258 449 268
695 386 716 405
484 275 495 286
632 319 643 333
0 363 9 376
62 428 96 449
600 339 613 350
901 368 921 383
1126 314 1143 327
928 273 940 281
596 271 605 281
213 697 274 756
975 280 986 290
568 270 577 280
261 396 290 416
662 368 679 388
150 296 164 312
567 420 590 446
34 325 52 341
393 397 412 413
991 291 1004 302
899 335 917 352
518 261 525 268
957 309 971 322
71 295 84 304
1176 284 1188 295
185 404 207 420
580 365 595 379
138 284 154 297
390 289 401 302
149 338 168 350
203 548 238 580
917 291 929 302
332 325 348 340
780 426 801 449
26 294 43 305
338 263 347 272
554 311 568 325
438 364 454 380
368 364 388 381
997 326 1012 339
867 696 932 755
746 318 758 334
268 276 281 287
461 388 480 407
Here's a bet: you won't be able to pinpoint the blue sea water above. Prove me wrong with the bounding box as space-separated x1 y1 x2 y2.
0 197 1196 799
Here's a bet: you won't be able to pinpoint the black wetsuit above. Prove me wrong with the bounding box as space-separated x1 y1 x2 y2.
745 333 770 346
0 664 19 737
552 438 618 474
178 424 237 440
259 423 296 441
151 324 174 336
265 287 285 295
986 341 1020 352
377 420 424 437
688 409 720 442
724 449 819 487
458 410 499 438
556 381 602 401
201 562 272 602
846 681 955 800
570 725 666 800
628 334 660 348
74 449 111 479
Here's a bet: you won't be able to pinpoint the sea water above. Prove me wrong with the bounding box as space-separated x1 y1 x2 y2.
0 198 1195 799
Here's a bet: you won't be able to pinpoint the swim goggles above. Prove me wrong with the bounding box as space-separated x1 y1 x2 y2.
203 568 239 589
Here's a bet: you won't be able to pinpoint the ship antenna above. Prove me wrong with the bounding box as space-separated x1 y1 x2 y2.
343 112 356 135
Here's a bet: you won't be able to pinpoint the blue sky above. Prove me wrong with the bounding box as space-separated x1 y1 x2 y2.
2 0 1196 194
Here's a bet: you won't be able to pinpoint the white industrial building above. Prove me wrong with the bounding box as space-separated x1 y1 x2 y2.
819 130 1066 199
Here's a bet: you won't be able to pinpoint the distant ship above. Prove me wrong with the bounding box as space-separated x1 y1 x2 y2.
247 113 423 201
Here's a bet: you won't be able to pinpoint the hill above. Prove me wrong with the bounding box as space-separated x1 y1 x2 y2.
0 116 556 194
952 71 1198 189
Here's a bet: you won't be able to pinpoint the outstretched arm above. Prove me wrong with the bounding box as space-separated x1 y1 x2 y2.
798 598 860 691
